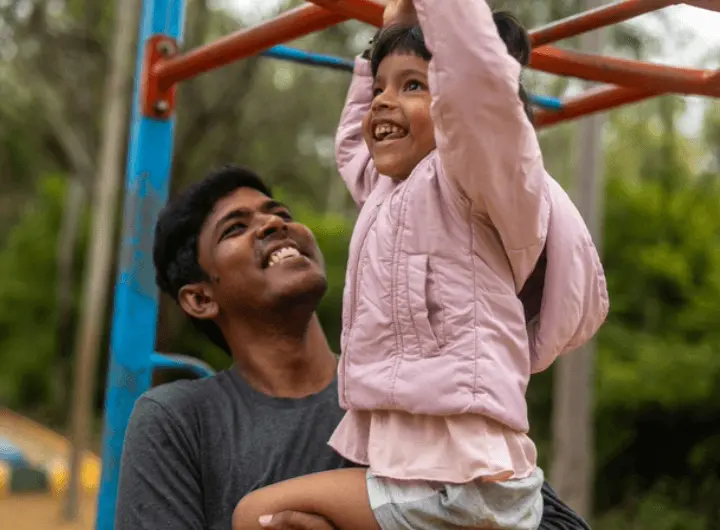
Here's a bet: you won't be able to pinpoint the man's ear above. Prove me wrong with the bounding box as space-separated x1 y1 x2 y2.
178 283 219 320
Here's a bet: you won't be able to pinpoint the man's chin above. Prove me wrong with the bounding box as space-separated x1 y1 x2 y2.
269 268 328 310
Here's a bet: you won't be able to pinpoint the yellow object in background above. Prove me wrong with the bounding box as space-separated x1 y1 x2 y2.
0 462 10 498
47 457 100 497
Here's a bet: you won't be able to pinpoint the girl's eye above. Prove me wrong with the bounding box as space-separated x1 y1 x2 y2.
405 80 423 92
220 222 246 240
372 87 383 97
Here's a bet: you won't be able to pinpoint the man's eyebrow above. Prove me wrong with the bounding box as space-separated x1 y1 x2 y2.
260 199 290 213
212 200 292 240
215 201 289 226
215 208 251 229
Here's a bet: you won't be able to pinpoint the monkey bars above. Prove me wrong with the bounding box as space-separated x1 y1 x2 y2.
97 0 719 528
142 0 719 124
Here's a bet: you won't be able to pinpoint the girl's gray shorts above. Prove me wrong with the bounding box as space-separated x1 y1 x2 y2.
367 467 544 530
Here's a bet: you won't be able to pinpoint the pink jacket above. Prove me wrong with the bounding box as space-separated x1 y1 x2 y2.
335 0 609 433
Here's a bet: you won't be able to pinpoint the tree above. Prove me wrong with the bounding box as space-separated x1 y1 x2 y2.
62 0 142 520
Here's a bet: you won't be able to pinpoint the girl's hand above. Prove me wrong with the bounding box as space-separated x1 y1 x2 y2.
382 0 417 26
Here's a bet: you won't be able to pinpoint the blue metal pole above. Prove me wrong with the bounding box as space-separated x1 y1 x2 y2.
151 352 217 379
95 0 186 527
259 44 563 111
262 45 354 71
530 93 564 111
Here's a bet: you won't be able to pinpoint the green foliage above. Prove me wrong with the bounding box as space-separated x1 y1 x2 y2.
595 483 708 530
0 176 87 414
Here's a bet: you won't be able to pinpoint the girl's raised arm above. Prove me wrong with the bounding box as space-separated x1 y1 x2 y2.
335 57 381 209
415 0 550 290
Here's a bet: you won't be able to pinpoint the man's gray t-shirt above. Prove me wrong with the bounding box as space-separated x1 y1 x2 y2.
115 368 589 530
115 369 353 530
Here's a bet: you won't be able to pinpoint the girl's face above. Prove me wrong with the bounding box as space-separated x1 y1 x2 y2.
362 53 436 180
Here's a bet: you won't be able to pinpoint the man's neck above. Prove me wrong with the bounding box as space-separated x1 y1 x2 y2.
223 313 337 399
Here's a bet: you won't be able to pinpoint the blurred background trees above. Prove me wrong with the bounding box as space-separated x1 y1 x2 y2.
1 0 719 527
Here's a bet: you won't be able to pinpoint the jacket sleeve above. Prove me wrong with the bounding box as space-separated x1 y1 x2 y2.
334 56 381 209
414 0 550 290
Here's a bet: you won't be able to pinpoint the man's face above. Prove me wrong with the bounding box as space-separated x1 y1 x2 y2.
179 187 327 321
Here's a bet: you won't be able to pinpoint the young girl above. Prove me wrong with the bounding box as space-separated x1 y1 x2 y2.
233 0 608 528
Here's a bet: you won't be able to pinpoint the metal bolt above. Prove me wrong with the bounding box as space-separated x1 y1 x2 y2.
156 39 175 57
154 100 170 114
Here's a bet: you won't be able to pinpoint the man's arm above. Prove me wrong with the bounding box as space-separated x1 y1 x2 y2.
115 396 205 530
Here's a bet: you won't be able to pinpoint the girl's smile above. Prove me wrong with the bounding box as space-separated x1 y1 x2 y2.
362 53 436 180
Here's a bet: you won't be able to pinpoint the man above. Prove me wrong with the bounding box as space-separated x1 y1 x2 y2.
115 165 590 530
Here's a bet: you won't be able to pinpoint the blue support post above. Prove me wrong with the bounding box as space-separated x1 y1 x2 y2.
95 0 186 527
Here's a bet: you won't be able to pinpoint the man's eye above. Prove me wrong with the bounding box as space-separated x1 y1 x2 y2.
372 87 383 97
276 211 293 221
220 222 246 240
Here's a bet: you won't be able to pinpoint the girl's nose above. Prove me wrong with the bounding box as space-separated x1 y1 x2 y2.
372 89 398 111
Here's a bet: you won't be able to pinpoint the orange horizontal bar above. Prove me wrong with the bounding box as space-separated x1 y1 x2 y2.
535 86 658 128
310 0 683 43
530 0 679 46
311 0 717 98
309 0 382 26
536 69 720 128
531 46 720 97
684 0 720 11
154 4 347 89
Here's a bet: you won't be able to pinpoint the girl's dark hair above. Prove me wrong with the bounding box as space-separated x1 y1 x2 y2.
369 12 534 122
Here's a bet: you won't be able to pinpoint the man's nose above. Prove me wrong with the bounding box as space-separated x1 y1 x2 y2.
256 214 287 239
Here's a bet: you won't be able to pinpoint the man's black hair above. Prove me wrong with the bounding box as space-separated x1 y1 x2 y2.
369 12 534 122
153 165 273 354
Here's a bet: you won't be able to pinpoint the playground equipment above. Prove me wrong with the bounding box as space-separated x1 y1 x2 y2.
0 409 102 499
96 0 719 528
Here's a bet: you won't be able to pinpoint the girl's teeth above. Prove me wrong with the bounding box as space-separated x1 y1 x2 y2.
375 123 402 140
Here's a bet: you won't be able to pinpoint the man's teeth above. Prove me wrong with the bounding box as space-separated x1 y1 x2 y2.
375 123 404 140
268 246 301 267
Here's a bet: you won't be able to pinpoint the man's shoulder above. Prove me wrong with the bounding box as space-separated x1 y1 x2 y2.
134 371 230 422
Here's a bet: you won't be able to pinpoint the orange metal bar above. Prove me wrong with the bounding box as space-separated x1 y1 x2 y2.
530 0 679 46
535 86 657 128
142 36 180 118
308 0 682 43
531 46 720 97
308 0 382 26
536 69 720 128
684 0 720 12
153 4 347 89
146 0 717 127
310 0 717 98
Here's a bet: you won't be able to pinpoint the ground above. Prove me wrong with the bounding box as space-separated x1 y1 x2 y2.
1 409 100 530
0 493 97 530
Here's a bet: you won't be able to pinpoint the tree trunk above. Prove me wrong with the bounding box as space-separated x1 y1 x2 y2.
549 0 607 520
63 0 141 520
52 177 86 425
